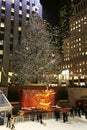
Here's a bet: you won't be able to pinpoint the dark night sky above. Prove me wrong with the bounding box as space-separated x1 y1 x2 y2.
40 0 70 26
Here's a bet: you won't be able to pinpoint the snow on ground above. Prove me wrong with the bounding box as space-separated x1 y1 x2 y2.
1 116 87 130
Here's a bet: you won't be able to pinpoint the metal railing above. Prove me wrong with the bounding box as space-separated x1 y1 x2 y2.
4 111 54 125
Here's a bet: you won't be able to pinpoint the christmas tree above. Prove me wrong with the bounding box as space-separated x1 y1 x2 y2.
10 13 62 86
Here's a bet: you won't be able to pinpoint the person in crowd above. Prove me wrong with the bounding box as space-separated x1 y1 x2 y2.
31 109 35 121
39 112 43 124
11 115 15 130
63 112 68 123
70 106 74 117
73 106 78 116
63 112 66 123
77 107 81 117
54 109 60 121
6 112 11 128
65 112 68 121
84 109 87 119
36 113 40 122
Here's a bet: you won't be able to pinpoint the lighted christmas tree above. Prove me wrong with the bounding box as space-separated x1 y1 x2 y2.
10 13 62 86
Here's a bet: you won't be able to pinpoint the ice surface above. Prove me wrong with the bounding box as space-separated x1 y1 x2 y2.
1 116 87 130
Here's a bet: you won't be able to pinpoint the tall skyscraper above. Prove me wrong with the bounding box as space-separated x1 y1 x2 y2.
59 0 74 45
58 0 87 87
0 0 42 86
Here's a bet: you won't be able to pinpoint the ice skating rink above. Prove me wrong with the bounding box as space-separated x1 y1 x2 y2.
1 116 87 130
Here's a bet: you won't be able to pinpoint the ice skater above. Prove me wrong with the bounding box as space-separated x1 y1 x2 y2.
11 116 15 130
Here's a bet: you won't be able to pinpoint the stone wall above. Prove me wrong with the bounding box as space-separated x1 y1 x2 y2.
68 88 87 106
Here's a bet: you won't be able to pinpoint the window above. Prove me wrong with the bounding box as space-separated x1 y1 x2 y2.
11 20 14 27
10 44 13 51
0 40 4 45
0 23 5 28
18 27 22 31
2 1 6 6
0 45 3 50
27 1 30 5
1 9 5 14
11 3 14 8
11 8 14 12
1 17 5 23
12 0 14 4
19 2 22 7
0 50 3 55
11 12 14 16
1 6 5 10
26 5 30 10
26 14 29 18
0 27 5 32
19 6 22 10
19 14 22 19
19 21 22 26
19 10 22 15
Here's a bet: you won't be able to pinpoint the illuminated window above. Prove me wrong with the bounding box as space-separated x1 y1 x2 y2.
19 2 22 6
79 48 81 51
74 76 78 79
71 28 72 31
78 24 81 27
80 82 85 86
26 14 29 18
1 6 5 10
81 18 83 21
10 34 13 38
11 18 14 23
19 10 22 15
84 16 86 19
78 20 80 23
0 50 3 55
11 8 14 12
0 23 5 28
85 52 87 55
80 69 82 72
84 22 87 24
12 0 14 3
26 5 30 10
67 42 69 45
76 21 78 24
79 63 81 66
79 29 81 32
18 27 22 31
82 52 84 55
82 61 85 65
79 43 81 46
73 27 75 30
0 40 4 45
76 39 78 42
79 38 81 41
77 70 78 72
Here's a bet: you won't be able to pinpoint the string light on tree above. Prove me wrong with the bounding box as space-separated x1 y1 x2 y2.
10 13 62 86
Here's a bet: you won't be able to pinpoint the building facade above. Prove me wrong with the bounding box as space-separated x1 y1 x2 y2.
0 0 42 86
58 0 87 87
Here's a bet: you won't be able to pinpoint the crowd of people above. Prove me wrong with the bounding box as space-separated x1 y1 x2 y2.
54 105 87 123
4 105 87 130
